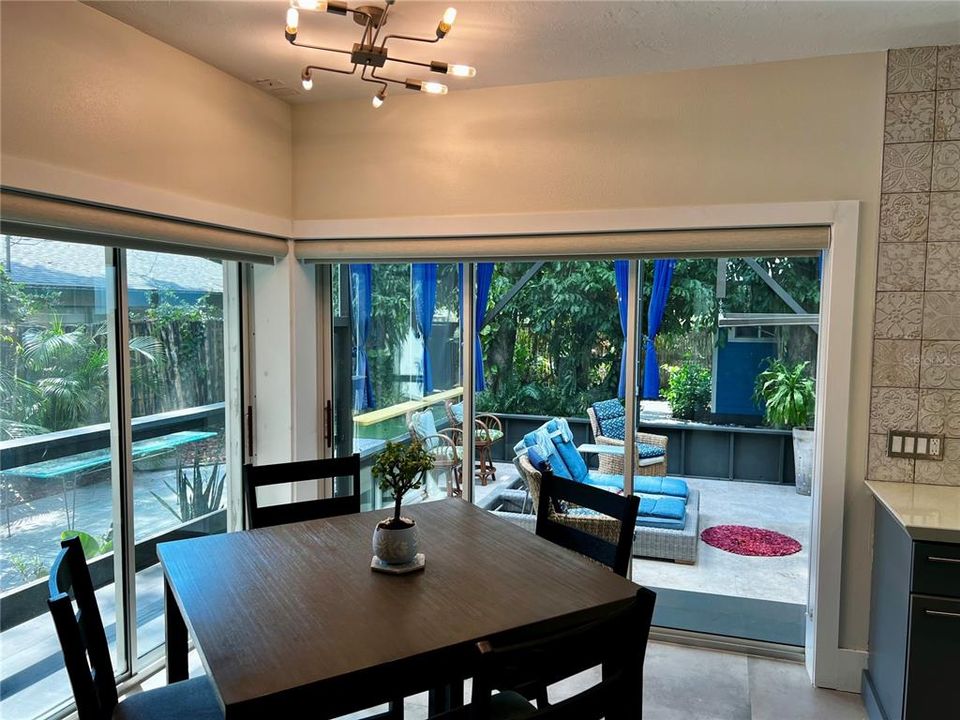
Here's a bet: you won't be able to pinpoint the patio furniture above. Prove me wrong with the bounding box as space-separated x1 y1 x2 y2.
536 472 640 577
513 455 700 565
587 399 669 477
441 587 656 720
444 400 503 485
48 536 222 720
1 430 217 530
407 409 462 497
243 454 361 529
159 499 640 718
513 418 687 499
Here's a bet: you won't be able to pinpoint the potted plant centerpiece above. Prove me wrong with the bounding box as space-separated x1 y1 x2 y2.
370 440 434 570
754 359 816 496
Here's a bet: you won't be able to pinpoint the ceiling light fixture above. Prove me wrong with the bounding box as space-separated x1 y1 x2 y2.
283 0 475 108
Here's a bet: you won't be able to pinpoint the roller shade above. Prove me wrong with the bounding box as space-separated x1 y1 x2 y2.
1 190 288 264
294 225 829 263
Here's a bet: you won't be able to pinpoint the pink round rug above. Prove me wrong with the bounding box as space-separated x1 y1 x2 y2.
700 525 802 557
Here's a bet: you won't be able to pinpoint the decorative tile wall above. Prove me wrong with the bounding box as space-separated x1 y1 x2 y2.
869 46 960 486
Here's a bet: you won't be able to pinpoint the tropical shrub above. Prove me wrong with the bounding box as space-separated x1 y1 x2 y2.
151 459 225 522
754 359 815 429
664 362 712 421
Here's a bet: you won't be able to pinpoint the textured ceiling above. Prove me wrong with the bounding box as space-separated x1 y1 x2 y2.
87 1 960 104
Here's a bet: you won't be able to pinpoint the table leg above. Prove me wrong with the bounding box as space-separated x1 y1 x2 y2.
428 682 464 714
165 577 189 683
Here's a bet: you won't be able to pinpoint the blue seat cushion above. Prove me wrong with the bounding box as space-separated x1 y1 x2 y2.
567 496 686 531
584 472 688 499
637 443 665 459
519 429 573 480
526 446 551 473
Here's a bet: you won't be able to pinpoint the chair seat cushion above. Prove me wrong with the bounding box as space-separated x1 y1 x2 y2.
584 473 688 499
477 428 504 443
488 690 537 719
114 677 222 720
637 442 665 459
430 446 463 462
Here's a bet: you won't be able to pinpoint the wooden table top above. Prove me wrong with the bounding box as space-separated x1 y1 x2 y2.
158 499 639 716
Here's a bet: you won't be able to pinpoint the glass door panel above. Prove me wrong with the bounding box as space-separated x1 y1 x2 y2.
328 263 461 511
470 261 627 520
126 250 229 661
0 237 120 719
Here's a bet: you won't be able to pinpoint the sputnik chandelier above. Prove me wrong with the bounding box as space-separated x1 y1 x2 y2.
284 0 476 108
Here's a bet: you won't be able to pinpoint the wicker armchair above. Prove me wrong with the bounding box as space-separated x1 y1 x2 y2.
586 406 668 477
515 455 622 547
406 409 462 497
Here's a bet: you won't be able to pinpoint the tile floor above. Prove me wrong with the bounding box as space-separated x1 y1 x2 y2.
137 642 866 720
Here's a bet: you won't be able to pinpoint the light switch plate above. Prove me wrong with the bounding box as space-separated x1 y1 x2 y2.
887 430 945 460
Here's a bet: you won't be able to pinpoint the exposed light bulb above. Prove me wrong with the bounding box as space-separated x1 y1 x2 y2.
421 81 448 95
437 6 456 37
372 92 385 109
293 0 323 10
286 6 299 34
301 71 313 91
447 64 476 78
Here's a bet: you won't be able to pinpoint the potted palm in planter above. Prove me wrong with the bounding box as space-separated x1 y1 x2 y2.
754 359 816 496
370 440 434 571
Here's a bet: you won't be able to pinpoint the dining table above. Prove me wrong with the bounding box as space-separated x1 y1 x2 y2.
158 497 641 719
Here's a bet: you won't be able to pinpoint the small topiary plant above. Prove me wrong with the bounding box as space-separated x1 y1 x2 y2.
664 362 712 421
371 440 434 529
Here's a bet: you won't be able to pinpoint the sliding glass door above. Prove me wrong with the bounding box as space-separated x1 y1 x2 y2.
326 263 462 511
0 237 241 719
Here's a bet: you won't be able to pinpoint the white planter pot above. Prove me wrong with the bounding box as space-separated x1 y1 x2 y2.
372 520 419 565
792 428 815 496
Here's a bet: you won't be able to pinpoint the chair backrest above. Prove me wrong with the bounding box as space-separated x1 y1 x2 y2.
444 400 463 426
244 454 361 529
407 409 441 450
470 587 656 720
47 536 119 720
589 399 626 441
535 472 640 577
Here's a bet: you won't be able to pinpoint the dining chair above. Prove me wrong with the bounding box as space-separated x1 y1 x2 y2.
243 453 361 529
47 536 222 720
535 471 641 577
430 587 656 719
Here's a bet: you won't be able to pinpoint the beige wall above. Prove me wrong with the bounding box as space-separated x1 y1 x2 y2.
0 1 292 231
293 53 888 651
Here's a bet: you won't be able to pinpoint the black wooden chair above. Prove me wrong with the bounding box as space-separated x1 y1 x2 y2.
431 587 656 719
47 535 221 720
243 453 361 529
535 472 641 577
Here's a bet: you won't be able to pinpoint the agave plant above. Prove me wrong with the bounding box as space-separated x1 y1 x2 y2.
754 359 815 429
151 459 225 522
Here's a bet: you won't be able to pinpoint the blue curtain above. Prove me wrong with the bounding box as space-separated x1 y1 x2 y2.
350 264 375 411
642 259 676 400
614 260 629 399
412 263 438 393
458 263 495 391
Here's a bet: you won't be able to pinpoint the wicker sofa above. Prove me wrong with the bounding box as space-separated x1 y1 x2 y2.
500 455 699 565
586 404 669 477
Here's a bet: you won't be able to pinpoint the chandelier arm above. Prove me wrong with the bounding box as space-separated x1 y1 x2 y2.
359 68 389 95
380 33 440 51
289 38 352 55
305 62 359 76
369 1 392 48
369 65 407 87
383 56 432 70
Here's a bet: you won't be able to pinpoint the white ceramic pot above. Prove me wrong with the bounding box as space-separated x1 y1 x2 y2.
372 520 419 565
792 428 815 496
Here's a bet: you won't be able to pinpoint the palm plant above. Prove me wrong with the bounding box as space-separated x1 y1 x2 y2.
151 459 225 522
754 359 815 429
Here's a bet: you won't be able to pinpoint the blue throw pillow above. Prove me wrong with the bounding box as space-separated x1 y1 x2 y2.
527 446 551 473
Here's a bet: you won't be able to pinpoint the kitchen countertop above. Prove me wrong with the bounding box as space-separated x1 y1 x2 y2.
866 481 960 544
